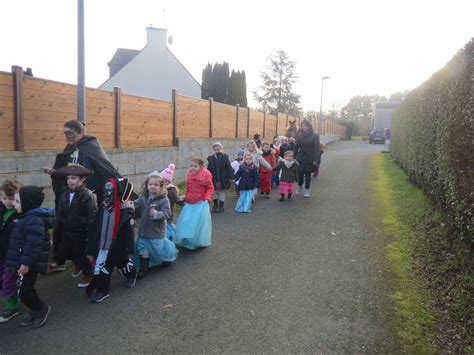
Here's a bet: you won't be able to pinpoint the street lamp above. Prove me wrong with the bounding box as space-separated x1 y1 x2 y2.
319 76 330 135
77 0 85 122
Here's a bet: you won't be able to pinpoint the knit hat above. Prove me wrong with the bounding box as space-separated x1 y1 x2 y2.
160 164 175 182
19 185 44 213
237 148 245 157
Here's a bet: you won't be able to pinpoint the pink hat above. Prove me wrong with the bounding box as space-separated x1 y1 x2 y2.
160 163 175 182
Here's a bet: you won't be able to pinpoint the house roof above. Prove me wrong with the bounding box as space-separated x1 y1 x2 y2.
107 48 141 67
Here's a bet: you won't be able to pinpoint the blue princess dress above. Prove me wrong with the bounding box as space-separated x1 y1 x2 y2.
174 201 212 250
235 189 253 213
134 235 178 269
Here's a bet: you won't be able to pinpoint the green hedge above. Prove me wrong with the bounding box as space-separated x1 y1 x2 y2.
390 39 473 245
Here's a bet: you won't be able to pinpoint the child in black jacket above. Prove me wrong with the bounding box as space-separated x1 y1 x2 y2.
207 142 234 213
0 179 21 323
53 165 97 288
6 185 55 328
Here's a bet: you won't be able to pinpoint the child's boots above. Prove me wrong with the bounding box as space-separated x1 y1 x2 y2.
216 201 224 213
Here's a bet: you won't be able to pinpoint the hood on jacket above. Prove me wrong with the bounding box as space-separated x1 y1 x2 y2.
25 207 56 229
19 186 44 213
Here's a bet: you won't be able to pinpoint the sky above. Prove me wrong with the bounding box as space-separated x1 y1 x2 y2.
1 0 472 112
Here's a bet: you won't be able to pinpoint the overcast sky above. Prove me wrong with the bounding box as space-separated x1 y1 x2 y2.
1 0 472 111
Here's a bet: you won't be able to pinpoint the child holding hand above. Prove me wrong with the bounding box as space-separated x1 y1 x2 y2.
275 150 299 202
234 153 260 213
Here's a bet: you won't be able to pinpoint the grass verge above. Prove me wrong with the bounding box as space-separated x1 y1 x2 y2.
371 154 473 353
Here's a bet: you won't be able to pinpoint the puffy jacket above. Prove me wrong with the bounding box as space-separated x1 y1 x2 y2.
185 168 214 204
6 208 54 273
260 150 276 173
207 153 234 190
134 191 171 239
275 160 300 183
0 204 20 262
234 163 260 191
54 186 97 242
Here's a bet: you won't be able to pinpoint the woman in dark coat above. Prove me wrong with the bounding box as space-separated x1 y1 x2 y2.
294 119 320 198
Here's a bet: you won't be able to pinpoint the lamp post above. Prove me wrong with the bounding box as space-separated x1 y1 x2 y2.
319 76 330 135
77 0 85 122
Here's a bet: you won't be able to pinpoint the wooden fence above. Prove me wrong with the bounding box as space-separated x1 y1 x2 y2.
0 67 346 151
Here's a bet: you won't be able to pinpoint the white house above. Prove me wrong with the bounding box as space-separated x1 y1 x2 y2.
99 27 201 101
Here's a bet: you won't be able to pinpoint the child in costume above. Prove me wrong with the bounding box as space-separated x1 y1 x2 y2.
0 179 21 323
231 149 245 197
246 141 270 199
234 153 261 213
207 142 234 213
134 172 178 279
158 164 184 242
259 142 276 198
52 165 97 288
6 186 55 328
174 158 214 250
275 150 299 202
86 178 137 303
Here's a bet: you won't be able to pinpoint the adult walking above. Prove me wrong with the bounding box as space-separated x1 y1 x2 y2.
43 120 121 270
294 119 320 198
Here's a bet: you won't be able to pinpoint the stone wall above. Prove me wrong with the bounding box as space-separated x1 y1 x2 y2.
0 135 339 208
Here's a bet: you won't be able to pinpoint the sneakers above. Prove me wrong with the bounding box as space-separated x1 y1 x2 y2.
0 309 19 323
90 292 110 303
32 305 51 328
303 189 310 198
125 275 137 289
20 312 35 326
77 275 92 288
71 265 82 278
296 185 303 194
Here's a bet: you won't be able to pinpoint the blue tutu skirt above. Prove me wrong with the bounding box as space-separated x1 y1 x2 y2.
235 190 253 213
166 223 176 242
175 201 212 250
133 236 179 269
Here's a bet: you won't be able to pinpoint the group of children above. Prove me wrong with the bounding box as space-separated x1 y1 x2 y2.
0 137 321 329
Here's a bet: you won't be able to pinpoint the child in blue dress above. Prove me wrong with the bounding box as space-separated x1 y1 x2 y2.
234 153 260 213
175 158 214 250
134 172 178 279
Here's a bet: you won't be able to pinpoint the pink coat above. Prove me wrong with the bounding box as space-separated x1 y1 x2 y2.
185 168 214 204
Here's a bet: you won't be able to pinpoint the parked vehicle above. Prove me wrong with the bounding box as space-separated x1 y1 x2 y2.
369 128 386 144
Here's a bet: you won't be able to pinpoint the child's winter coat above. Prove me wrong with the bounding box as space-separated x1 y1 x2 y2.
185 168 214 204
234 163 260 191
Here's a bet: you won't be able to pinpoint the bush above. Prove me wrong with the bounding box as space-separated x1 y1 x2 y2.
390 39 473 245
336 120 358 139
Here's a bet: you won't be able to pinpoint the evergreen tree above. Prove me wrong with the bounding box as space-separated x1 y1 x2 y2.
227 70 238 105
239 71 248 108
201 63 212 99
253 50 301 115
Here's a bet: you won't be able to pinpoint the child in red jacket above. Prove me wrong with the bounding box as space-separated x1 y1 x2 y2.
259 142 276 197
175 158 214 250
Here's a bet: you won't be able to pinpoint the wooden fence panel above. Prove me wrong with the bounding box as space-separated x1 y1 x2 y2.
176 95 209 138
0 72 15 150
277 113 287 135
249 110 264 137
265 114 277 139
85 87 115 148
213 102 236 138
238 107 249 138
121 94 173 148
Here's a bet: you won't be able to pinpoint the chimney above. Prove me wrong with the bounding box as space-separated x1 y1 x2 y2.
146 26 167 50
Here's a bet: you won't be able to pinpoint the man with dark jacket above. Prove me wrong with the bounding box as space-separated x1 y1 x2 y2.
6 186 55 328
53 165 97 288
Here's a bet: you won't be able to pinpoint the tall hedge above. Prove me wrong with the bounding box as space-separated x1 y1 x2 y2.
390 39 473 245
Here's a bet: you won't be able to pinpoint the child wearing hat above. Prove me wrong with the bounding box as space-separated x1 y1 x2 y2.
6 185 55 328
159 164 184 242
52 165 98 288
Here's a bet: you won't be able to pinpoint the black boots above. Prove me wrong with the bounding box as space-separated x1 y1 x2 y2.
137 257 149 279
279 194 285 202
216 201 224 213
212 199 218 213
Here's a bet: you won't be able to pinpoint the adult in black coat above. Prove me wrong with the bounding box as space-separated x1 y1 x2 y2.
44 120 121 208
6 186 54 322
294 119 320 197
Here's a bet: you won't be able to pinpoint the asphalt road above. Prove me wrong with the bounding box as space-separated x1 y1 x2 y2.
0 140 401 354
